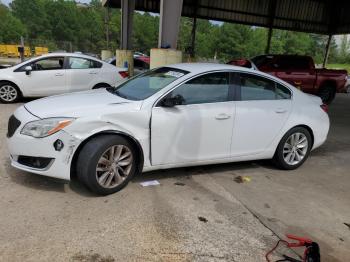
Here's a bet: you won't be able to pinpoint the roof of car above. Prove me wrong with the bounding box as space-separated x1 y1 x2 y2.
168 63 255 74
39 52 102 61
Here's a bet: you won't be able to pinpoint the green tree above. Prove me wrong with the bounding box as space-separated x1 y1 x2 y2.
132 12 159 54
0 3 27 43
11 0 51 40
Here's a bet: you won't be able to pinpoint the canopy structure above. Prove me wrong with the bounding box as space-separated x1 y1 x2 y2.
103 0 350 35
102 0 350 66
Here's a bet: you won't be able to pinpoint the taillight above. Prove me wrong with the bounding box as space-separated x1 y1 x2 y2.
119 71 128 78
320 104 328 113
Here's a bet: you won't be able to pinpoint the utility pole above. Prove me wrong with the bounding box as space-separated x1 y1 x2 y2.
105 6 110 49
19 36 25 62
190 17 197 59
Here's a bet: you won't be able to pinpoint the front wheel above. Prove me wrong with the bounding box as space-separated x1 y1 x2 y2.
0 82 21 103
77 135 138 195
273 127 312 170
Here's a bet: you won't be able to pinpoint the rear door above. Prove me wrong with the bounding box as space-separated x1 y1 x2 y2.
231 73 292 156
66 56 102 92
151 71 236 165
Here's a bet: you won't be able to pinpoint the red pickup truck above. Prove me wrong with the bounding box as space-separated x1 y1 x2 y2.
228 55 348 104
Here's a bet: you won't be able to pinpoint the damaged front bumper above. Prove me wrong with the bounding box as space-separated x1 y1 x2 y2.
6 107 81 181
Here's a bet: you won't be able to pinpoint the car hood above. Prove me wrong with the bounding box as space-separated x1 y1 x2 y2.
24 89 141 118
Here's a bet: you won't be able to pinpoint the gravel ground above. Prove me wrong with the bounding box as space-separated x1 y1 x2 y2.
1 94 349 262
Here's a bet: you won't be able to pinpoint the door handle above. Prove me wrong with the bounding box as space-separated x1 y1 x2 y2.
55 73 64 76
89 71 98 74
275 108 287 114
215 113 231 120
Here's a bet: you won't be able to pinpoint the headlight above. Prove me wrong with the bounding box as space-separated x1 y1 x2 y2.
21 118 74 138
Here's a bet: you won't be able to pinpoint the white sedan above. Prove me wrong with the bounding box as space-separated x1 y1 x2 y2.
6 63 329 195
0 53 128 103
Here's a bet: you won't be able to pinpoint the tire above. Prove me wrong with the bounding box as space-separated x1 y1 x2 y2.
273 127 312 170
77 135 138 195
92 83 111 89
318 86 335 104
346 85 350 94
0 82 21 103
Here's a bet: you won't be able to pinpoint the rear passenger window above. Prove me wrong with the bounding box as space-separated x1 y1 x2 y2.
171 72 230 105
68 57 102 69
239 73 291 100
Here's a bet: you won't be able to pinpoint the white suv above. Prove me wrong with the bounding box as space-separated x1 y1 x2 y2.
0 53 127 103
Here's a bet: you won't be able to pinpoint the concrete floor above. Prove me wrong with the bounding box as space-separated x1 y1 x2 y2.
0 94 349 262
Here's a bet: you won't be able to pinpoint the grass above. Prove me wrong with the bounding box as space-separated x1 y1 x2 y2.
326 63 350 72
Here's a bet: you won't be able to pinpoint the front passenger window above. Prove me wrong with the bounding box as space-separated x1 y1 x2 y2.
30 57 64 71
171 72 230 105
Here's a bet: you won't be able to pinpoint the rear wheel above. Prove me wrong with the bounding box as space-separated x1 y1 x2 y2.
0 82 21 103
77 135 138 195
318 86 335 104
273 127 312 170
346 85 350 93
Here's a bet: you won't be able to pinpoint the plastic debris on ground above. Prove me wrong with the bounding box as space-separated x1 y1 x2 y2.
140 180 160 187
198 216 208 223
234 175 251 183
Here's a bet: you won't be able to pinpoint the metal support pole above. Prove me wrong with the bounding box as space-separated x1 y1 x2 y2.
323 34 332 68
265 27 273 54
266 0 276 54
158 0 183 49
190 17 197 58
120 0 135 50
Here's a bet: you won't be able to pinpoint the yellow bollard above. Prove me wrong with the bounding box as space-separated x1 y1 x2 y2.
150 48 182 69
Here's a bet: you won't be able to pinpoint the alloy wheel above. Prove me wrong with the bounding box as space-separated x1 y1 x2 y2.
0 85 18 102
283 132 308 165
95 145 133 188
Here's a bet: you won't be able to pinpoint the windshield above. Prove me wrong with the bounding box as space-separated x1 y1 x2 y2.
109 67 189 100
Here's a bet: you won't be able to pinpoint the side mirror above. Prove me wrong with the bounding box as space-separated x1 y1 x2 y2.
25 66 32 75
161 94 185 107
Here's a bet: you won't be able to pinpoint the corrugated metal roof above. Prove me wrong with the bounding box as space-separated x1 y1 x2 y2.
102 0 350 35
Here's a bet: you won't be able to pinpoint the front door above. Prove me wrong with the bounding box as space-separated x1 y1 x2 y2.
16 56 67 96
231 73 292 156
151 71 235 165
